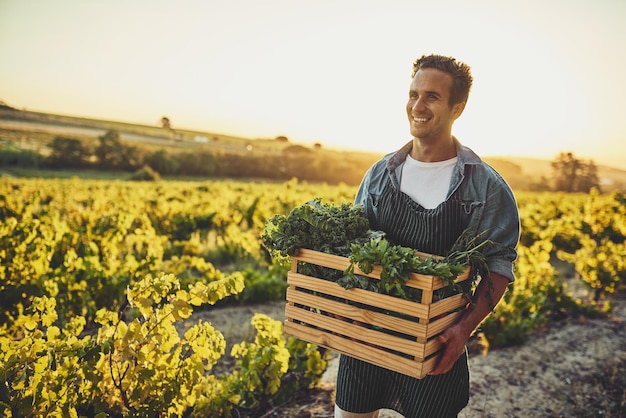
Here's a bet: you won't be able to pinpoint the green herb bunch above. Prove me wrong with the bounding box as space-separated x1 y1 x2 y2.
261 198 376 257
262 199 488 302
342 237 469 300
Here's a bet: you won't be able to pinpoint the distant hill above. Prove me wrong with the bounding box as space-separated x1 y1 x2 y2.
483 156 626 192
0 101 18 111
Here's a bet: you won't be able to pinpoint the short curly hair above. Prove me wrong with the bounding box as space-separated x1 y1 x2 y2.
412 54 473 106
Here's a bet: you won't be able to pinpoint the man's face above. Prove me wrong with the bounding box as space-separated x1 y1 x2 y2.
406 68 464 142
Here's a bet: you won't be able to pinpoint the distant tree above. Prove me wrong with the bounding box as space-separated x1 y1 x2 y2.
0 147 40 168
528 176 553 192
577 160 600 193
48 136 89 168
313 142 322 149
551 152 600 193
122 144 143 170
275 135 289 142
96 130 126 169
174 150 218 176
145 149 179 175
283 145 311 155
160 117 171 130
130 165 160 181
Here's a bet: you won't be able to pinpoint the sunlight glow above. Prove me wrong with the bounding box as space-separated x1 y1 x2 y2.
0 0 624 167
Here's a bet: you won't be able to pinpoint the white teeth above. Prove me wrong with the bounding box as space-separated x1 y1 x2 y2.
413 117 428 123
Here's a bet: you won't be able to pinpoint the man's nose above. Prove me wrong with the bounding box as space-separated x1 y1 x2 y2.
412 96 426 111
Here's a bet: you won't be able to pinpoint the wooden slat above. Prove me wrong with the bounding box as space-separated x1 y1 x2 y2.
288 272 431 319
284 320 440 379
286 288 462 342
285 288 427 337
293 248 470 291
285 304 426 357
423 337 443 358
415 250 443 261
430 294 468 317
423 311 463 339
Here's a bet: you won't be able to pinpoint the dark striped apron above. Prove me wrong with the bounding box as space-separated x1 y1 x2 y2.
336 179 472 417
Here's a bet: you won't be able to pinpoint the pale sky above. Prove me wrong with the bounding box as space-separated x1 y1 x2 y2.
1 0 625 167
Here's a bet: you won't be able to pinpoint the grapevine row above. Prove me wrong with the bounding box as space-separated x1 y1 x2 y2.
0 177 624 416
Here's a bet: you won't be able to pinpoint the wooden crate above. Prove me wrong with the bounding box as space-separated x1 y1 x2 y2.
284 248 470 379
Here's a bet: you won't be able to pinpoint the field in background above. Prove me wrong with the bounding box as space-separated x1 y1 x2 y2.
1 105 625 191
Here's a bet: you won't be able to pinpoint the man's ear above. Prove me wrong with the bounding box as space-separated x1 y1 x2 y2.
452 101 466 120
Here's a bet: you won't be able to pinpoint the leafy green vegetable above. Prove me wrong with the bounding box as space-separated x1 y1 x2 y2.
263 199 491 303
261 198 374 258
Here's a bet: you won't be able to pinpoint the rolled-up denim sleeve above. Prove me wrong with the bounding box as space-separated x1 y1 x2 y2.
476 179 520 282
353 171 371 208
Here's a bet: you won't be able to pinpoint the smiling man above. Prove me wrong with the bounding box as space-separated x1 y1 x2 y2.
334 54 521 417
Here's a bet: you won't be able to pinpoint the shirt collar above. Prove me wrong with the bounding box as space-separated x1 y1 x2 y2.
386 137 481 173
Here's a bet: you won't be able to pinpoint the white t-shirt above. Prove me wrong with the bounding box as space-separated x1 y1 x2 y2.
400 155 457 209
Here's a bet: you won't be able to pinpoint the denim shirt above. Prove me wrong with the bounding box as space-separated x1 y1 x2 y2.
354 139 520 282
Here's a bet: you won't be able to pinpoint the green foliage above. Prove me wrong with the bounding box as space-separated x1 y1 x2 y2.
228 314 290 409
0 272 326 417
551 152 600 192
145 149 179 175
262 197 371 257
47 136 90 168
480 240 565 346
173 150 218 177
519 190 626 300
0 146 41 168
95 130 142 171
342 236 469 300
1 177 625 414
130 165 160 181
0 272 235 417
483 190 626 347
239 261 290 304
0 178 342 416
95 130 124 169
263 199 474 301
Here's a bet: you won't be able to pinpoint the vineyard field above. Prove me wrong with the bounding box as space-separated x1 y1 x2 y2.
1 177 625 417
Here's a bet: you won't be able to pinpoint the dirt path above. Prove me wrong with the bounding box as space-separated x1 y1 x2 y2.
191 292 626 417
457 302 626 417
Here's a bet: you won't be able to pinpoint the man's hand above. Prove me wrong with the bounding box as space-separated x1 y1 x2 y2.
428 323 470 375
427 272 510 376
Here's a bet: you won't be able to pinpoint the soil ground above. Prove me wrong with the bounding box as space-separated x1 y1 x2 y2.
187 290 626 418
